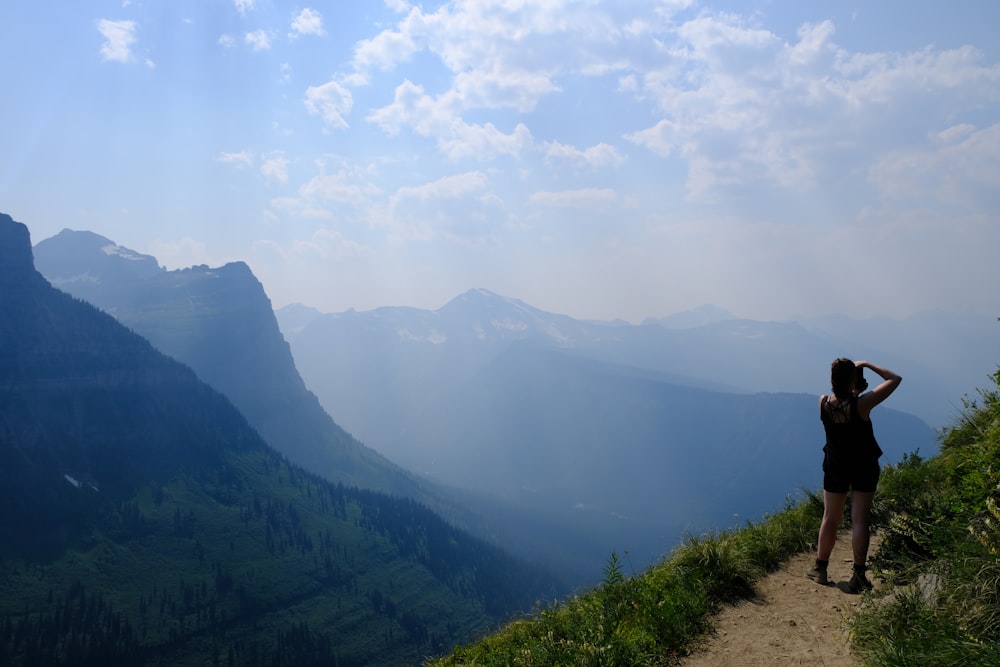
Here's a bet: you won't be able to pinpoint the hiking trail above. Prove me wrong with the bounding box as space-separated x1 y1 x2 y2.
678 531 878 666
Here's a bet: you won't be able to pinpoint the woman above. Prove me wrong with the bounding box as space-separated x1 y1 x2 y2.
807 358 901 592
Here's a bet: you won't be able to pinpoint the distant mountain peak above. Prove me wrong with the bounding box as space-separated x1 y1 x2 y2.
439 288 544 320
646 304 735 329
34 229 164 308
54 227 114 245
49 228 161 268
443 287 525 308
100 240 153 263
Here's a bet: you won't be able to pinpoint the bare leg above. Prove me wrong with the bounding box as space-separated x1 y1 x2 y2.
818 492 847 561
851 490 875 566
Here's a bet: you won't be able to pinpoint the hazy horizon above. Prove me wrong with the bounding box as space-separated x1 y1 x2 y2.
27 228 1000 326
3 1 999 323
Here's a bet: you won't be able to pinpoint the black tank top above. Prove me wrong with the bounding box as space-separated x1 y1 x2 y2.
820 395 883 461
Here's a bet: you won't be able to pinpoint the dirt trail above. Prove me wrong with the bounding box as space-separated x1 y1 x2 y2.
678 531 877 667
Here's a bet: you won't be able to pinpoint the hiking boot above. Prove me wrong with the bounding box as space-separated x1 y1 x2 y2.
806 563 829 585
848 568 873 594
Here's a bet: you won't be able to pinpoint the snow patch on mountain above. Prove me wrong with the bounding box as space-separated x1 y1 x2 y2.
101 242 152 261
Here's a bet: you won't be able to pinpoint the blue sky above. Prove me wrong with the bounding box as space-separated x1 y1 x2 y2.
2 0 998 322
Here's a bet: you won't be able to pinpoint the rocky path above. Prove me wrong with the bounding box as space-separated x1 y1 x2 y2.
678 532 877 667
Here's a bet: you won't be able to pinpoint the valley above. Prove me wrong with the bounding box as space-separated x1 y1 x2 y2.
5 212 988 664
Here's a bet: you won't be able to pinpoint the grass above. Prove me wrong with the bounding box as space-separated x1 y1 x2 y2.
0 445 531 666
429 365 1000 667
428 494 823 666
847 369 1000 667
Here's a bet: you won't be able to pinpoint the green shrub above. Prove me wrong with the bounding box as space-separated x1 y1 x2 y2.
850 364 1000 665
430 496 823 666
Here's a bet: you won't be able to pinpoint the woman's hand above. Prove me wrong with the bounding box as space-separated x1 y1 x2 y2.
857 361 902 416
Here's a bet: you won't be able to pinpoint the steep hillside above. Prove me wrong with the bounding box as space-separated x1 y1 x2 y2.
32 230 615 586
1 213 561 666
33 229 428 498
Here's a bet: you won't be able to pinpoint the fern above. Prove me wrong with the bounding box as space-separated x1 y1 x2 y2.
602 551 625 587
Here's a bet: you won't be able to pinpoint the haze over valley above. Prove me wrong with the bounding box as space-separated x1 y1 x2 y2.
3 201 993 662
4 213 561 666
2 1 998 664
32 224 970 585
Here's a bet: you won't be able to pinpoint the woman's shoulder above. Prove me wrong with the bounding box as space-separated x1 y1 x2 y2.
856 391 877 418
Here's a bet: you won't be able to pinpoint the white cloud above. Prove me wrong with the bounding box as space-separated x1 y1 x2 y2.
625 119 679 158
450 67 559 114
218 34 236 48
384 0 411 13
788 20 837 66
290 8 325 39
391 172 488 205
260 152 290 184
387 172 504 243
300 172 368 205
217 150 254 167
245 30 271 51
234 0 254 16
367 80 438 136
345 2 698 164
97 19 137 63
253 229 372 262
544 141 625 169
440 121 533 161
349 10 424 82
268 158 382 224
368 80 532 160
868 122 1000 206
348 2 580 112
621 12 1000 200
529 188 617 208
305 80 354 129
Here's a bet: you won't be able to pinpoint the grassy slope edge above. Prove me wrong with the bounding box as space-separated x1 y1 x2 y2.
427 363 1000 667
849 366 1000 666
429 493 825 666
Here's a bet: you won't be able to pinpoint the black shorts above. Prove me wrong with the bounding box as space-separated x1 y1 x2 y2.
823 455 880 494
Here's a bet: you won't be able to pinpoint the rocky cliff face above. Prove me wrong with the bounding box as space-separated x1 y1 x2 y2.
32 227 436 500
2 213 560 666
0 213 248 517
0 214 203 400
0 212 43 293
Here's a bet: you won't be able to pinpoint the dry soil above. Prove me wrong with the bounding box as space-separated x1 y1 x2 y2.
678 531 878 667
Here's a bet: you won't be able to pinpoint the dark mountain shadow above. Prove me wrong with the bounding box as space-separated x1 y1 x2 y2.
3 212 562 666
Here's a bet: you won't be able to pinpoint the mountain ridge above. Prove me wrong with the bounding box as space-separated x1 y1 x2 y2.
2 212 562 665
283 305 937 577
34 229 447 499
32 225 594 585
277 289 994 428
30 226 956 586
